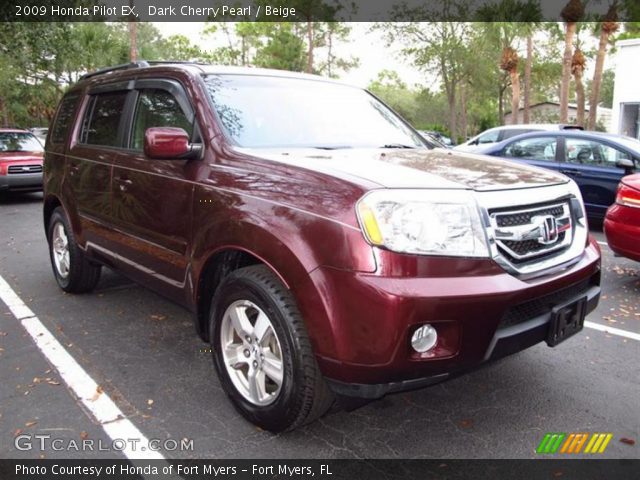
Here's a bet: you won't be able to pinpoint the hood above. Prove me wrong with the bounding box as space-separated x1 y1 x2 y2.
236 147 568 192
0 151 44 164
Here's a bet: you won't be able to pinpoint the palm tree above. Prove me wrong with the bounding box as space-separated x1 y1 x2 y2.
588 3 619 130
560 0 584 123
501 47 521 124
128 0 137 62
571 46 587 127
523 34 534 123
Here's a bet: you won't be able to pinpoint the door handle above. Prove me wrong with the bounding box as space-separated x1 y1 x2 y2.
561 169 582 176
68 163 80 176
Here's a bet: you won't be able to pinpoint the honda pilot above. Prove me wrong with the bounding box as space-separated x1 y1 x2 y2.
43 62 601 431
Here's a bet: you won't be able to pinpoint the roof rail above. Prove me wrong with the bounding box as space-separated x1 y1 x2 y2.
80 61 150 81
146 60 208 66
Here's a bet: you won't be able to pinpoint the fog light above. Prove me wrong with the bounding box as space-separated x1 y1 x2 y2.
411 324 438 353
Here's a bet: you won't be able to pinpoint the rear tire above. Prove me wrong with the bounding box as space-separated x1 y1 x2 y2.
47 207 101 293
210 265 334 432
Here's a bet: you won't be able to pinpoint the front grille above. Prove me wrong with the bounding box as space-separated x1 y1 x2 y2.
502 232 567 257
500 278 591 328
7 164 42 174
496 205 565 227
490 201 572 264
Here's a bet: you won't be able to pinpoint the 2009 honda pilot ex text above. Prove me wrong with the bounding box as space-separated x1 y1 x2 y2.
43 62 601 432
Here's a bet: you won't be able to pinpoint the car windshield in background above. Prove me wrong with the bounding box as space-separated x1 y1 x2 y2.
0 132 44 152
203 74 426 150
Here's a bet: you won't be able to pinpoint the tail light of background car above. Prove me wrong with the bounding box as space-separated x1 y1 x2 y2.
616 183 640 209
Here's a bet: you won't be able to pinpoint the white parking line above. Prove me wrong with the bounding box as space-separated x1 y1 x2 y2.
585 321 640 342
596 241 607 247
0 274 165 460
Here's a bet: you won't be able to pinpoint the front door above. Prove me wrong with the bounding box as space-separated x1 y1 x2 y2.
110 82 198 302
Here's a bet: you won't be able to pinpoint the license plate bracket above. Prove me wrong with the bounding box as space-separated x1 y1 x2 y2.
546 296 587 347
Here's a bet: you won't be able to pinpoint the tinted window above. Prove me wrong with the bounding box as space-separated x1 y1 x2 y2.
131 89 192 150
51 94 79 144
504 136 557 161
203 75 424 149
82 92 128 146
565 138 632 167
477 130 500 144
0 132 43 152
501 128 534 140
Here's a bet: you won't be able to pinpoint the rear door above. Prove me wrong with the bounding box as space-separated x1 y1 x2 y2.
497 134 562 174
109 79 198 302
559 136 632 219
67 84 131 246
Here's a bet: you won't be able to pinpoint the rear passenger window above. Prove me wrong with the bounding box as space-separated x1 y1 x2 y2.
81 92 128 147
130 89 192 151
51 94 79 144
504 137 557 161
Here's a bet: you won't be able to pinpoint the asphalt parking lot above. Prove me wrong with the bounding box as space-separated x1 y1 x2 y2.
1 192 638 460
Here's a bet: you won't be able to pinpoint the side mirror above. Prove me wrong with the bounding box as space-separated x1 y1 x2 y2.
616 158 635 174
144 127 194 159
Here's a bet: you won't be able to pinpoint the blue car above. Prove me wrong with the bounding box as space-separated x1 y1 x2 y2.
476 130 639 220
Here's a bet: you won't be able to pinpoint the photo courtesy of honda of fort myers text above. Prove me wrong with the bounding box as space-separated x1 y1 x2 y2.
1 0 639 479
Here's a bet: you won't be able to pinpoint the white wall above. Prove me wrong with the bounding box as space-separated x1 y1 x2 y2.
611 39 640 137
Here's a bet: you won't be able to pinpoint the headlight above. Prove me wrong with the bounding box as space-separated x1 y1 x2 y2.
356 189 490 257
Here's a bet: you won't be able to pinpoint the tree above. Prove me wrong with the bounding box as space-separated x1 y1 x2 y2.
560 0 585 123
376 19 473 140
571 46 587 126
588 3 619 130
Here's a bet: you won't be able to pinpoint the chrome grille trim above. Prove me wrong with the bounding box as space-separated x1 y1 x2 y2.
7 164 43 174
490 202 572 261
474 182 588 279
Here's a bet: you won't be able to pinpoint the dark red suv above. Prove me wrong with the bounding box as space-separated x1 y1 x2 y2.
44 62 601 431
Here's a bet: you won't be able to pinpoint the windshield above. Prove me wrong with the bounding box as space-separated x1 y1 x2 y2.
0 132 43 152
203 74 426 149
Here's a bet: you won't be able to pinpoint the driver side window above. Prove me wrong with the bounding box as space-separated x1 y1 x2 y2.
130 89 193 151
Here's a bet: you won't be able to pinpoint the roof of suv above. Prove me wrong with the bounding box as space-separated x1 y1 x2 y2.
78 60 351 88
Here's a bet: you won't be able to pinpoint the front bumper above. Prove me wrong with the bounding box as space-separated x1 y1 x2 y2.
0 172 43 192
309 241 601 397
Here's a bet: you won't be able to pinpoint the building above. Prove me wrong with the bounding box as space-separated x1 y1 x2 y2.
503 102 612 132
611 38 640 140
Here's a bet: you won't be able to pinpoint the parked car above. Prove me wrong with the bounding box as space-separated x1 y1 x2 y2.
29 127 49 145
419 130 454 147
475 130 639 220
604 174 640 261
44 62 601 432
456 124 584 152
0 128 44 194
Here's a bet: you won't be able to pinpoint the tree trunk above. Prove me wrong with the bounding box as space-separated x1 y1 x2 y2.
128 21 137 62
306 21 314 74
574 68 585 127
510 68 521 125
459 83 468 140
499 85 505 125
523 35 533 124
446 88 457 141
588 29 609 130
560 22 576 123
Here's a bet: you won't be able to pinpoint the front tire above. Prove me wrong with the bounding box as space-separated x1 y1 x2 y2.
210 265 334 432
47 207 101 293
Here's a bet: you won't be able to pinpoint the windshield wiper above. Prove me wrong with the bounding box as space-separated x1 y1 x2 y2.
379 143 417 149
